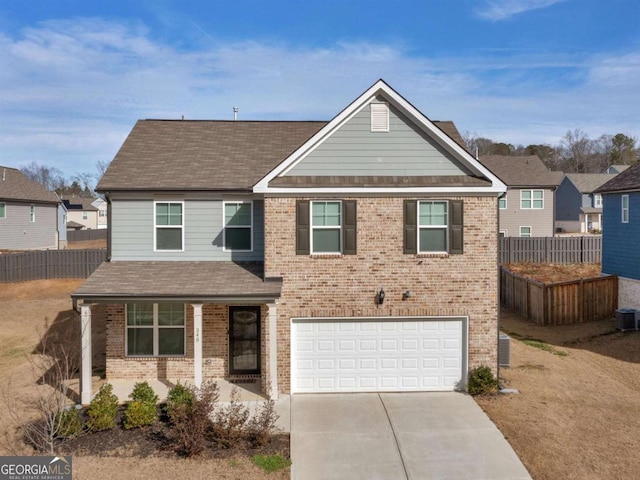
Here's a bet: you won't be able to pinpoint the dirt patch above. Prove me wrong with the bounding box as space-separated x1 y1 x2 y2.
66 239 107 250
504 263 601 283
0 279 289 479
476 308 640 480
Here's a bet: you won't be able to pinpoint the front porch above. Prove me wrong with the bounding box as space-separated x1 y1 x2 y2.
72 261 282 405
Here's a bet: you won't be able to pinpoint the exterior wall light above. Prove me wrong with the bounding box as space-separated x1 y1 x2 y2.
402 290 411 300
376 288 385 305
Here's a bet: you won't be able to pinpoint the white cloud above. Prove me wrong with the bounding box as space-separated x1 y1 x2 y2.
0 17 638 177
476 0 569 21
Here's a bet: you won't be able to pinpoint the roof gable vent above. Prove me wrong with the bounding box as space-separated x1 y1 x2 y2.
370 103 389 132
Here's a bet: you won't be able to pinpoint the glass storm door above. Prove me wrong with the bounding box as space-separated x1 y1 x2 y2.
229 306 260 374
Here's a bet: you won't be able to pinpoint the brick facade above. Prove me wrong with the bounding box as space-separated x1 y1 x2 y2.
264 195 500 394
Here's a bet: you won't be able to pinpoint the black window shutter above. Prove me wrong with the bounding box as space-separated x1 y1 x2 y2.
449 200 464 254
403 200 417 254
342 200 357 255
296 200 310 255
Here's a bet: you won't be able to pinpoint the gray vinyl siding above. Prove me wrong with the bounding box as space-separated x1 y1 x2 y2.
110 198 264 261
499 188 556 237
0 202 58 250
286 102 471 177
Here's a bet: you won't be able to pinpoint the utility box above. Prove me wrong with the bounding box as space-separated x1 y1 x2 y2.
616 309 638 331
498 333 511 367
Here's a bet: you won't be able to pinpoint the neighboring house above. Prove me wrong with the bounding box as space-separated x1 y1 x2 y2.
92 197 108 229
72 80 507 404
0 166 61 250
63 196 99 230
595 162 640 309
605 165 631 174
478 155 564 237
555 173 617 233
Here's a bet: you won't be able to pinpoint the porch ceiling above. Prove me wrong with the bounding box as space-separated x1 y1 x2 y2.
72 261 281 303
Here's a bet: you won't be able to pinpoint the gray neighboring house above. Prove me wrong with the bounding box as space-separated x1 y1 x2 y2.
555 173 618 233
0 166 61 250
478 155 564 237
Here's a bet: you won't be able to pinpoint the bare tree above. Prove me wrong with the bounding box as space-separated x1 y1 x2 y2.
19 162 66 191
1 316 81 454
558 129 594 173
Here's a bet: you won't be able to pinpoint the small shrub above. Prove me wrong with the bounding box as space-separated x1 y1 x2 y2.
123 400 157 429
87 384 119 432
55 407 83 439
166 381 194 424
251 454 291 473
123 382 158 429
247 397 280 447
171 381 219 457
467 365 499 395
212 386 249 449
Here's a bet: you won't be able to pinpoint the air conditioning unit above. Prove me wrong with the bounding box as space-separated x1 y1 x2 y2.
616 309 638 331
499 334 510 367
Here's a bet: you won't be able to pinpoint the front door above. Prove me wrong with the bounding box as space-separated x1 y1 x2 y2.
229 306 261 375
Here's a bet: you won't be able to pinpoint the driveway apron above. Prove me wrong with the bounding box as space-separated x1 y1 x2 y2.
290 392 531 480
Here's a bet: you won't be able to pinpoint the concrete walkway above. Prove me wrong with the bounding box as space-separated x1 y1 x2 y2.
291 392 531 480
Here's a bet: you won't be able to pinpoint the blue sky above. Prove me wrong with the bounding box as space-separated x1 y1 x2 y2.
1 0 639 178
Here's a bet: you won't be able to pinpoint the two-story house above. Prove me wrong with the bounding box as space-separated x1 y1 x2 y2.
73 80 507 404
555 173 617 233
595 162 640 309
478 155 563 237
63 196 100 230
0 166 62 250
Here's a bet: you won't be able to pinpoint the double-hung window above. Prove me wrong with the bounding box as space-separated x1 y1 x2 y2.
520 226 532 237
499 195 507 209
594 194 602 208
311 201 342 253
126 303 185 356
155 201 183 251
29 205 35 222
520 190 543 209
418 201 448 253
224 201 252 251
622 195 629 223
0 203 5 219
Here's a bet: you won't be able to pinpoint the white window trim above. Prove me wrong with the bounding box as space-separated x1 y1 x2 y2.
499 229 508 237
223 200 253 252
370 103 389 132
0 202 5 219
310 200 342 254
520 190 544 209
29 204 35 223
622 194 629 223
594 194 602 208
499 195 507 209
154 200 185 252
125 304 186 357
520 226 532 237
417 200 449 254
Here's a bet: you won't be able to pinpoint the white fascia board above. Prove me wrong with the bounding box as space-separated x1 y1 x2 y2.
254 185 507 195
253 79 507 193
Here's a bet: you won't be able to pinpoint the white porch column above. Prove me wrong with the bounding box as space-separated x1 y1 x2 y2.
192 304 203 388
80 304 92 405
267 302 278 400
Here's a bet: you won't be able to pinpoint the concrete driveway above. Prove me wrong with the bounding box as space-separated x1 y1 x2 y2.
290 392 531 480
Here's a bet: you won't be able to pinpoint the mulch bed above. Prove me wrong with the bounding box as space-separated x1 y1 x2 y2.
503 263 601 284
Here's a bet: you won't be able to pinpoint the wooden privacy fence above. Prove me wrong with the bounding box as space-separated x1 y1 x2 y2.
67 229 108 242
0 249 107 283
500 266 618 325
500 236 601 264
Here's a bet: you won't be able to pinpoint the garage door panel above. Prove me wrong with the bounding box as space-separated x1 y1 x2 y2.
292 318 465 393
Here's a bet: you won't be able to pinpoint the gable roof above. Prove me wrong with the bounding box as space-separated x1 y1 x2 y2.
565 173 617 193
606 164 630 174
478 155 564 188
595 162 640 193
255 79 505 194
0 166 60 204
63 196 99 211
97 121 326 191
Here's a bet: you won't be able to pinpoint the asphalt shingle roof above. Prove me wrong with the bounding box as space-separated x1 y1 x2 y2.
73 261 282 301
478 155 564 187
565 173 618 193
0 166 60 203
595 162 640 193
97 119 473 192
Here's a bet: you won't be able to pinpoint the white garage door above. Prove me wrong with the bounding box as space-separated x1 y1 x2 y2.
291 317 466 393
